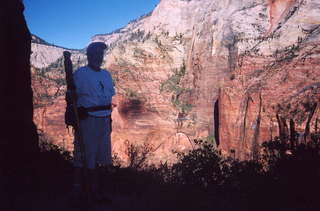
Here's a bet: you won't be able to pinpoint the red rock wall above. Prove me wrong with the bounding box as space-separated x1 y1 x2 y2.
31 0 320 163
217 41 320 159
178 0 320 159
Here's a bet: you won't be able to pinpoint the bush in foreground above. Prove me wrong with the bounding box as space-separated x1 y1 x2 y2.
3 133 320 211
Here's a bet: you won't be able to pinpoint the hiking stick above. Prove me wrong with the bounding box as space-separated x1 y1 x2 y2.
63 51 89 193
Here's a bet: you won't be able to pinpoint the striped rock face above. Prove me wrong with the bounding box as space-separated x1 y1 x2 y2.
31 0 320 163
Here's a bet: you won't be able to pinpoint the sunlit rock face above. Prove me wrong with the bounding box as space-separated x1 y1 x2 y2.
211 0 320 159
31 0 320 163
31 37 87 152
31 35 86 69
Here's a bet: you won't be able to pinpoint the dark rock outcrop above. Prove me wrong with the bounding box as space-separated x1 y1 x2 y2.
0 0 38 169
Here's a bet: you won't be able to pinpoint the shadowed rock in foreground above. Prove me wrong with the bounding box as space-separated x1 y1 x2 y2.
0 0 39 165
0 0 39 209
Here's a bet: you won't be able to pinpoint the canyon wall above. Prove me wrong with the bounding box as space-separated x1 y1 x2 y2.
105 0 320 161
31 0 320 163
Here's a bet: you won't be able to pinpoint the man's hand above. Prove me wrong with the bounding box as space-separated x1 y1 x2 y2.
111 96 120 109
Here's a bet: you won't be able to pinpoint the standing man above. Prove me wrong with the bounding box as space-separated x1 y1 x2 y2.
72 42 115 202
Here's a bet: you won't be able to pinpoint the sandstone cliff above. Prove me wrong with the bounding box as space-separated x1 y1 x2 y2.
30 36 87 151
31 0 320 163
31 35 86 68
103 0 320 161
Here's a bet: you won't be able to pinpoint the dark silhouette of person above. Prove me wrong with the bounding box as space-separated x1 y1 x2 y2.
71 42 115 203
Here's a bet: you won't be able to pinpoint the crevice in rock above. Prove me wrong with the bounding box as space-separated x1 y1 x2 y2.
289 118 296 144
304 102 317 142
238 94 252 159
223 27 238 73
213 98 220 146
276 113 289 141
227 39 238 73
251 93 262 160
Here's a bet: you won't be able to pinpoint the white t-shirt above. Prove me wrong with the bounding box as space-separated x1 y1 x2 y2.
73 66 115 117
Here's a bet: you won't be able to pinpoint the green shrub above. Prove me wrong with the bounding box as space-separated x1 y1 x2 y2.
7 130 320 211
160 64 186 93
171 140 223 187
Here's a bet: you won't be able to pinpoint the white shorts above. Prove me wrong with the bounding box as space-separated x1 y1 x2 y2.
73 115 112 169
